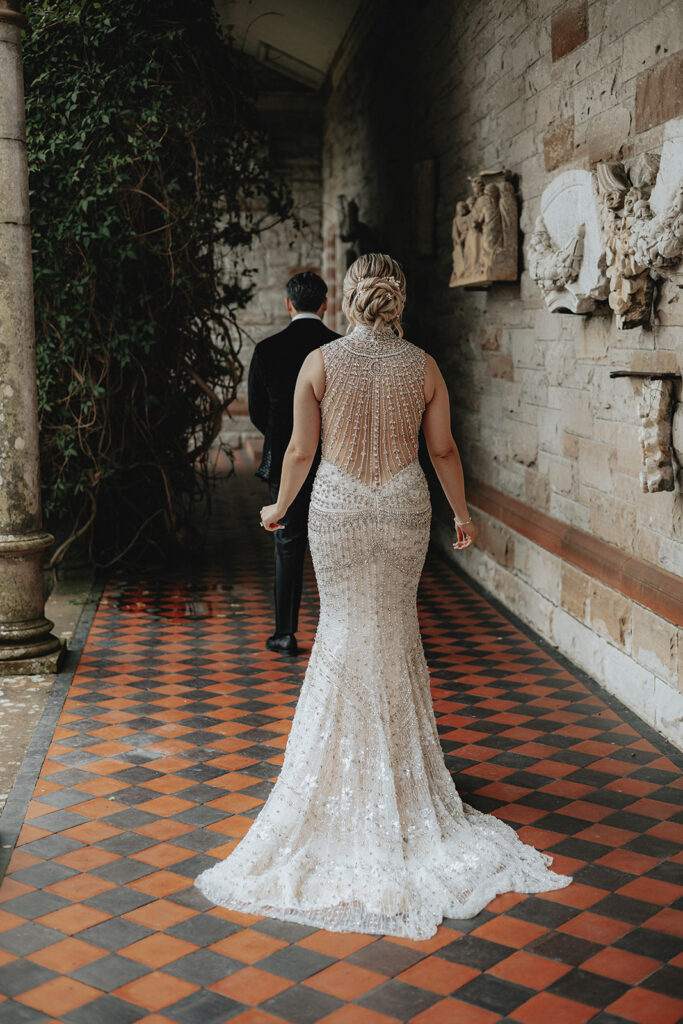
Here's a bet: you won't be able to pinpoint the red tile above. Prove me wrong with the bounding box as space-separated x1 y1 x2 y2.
510 991 597 1024
114 971 199 1011
299 930 377 957
605 988 683 1024
119 933 198 968
558 911 632 945
581 947 661 984
17 977 102 1016
28 938 105 972
471 915 547 948
35 904 112 936
489 949 571 989
209 929 288 964
210 966 294 1004
396 955 479 994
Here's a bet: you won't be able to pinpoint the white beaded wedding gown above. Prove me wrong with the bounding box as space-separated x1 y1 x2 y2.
196 323 571 939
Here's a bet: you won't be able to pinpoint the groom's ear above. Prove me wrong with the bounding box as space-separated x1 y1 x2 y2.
285 297 294 314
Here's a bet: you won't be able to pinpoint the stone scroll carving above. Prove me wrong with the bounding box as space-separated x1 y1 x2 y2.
528 170 608 313
449 170 518 288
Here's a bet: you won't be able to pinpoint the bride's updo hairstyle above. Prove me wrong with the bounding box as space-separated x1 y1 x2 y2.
342 253 407 337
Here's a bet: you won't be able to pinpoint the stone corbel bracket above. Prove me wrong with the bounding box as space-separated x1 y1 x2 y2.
528 169 608 313
610 370 682 493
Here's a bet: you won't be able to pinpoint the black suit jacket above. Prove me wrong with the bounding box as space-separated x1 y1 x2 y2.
248 317 339 483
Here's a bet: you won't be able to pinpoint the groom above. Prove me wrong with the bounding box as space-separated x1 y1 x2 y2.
248 271 338 654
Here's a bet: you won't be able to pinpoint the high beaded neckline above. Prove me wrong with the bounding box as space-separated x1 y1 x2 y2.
342 323 407 356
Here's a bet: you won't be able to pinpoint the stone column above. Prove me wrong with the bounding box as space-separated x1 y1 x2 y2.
0 0 61 673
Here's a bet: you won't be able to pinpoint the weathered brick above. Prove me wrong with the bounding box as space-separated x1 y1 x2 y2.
543 116 575 171
561 563 589 621
589 582 632 647
551 0 589 62
632 604 679 685
635 49 683 132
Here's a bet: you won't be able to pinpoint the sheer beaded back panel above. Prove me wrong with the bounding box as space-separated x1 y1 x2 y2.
320 325 426 485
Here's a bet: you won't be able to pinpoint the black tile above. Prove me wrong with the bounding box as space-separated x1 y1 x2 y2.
548 837 612 863
360 979 441 1017
18 835 83 860
348 939 426 975
11 862 76 888
164 949 244 985
455 974 533 1014
94 833 156 856
0 923 65 955
615 927 681 962
437 935 512 969
164 989 242 1024
62 995 145 1024
261 986 343 1024
590 894 657 925
172 806 225 826
83 886 153 915
573 864 635 892
529 932 603 966
507 898 578 929
101 809 159 830
640 963 683 998
256 945 334 981
0 958 58 996
37 788 92 809
251 918 317 941
625 835 681 860
0 1002 52 1024
166 914 240 945
90 858 156 884
77 917 153 951
70 953 148 989
2 891 72 921
28 810 89 832
173 830 222 853
548 967 629 1007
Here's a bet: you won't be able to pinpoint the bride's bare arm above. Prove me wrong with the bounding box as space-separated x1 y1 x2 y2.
422 354 477 549
260 349 326 531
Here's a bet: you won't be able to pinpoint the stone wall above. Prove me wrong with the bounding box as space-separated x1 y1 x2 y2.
321 0 683 746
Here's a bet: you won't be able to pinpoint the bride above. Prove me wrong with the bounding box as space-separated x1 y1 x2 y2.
196 253 570 940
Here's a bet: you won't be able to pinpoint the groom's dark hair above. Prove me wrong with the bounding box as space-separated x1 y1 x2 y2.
286 271 327 312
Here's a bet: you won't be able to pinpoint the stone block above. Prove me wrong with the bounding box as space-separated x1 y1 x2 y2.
588 490 637 549
485 353 514 380
578 438 616 492
475 512 516 569
525 467 551 511
492 563 556 637
514 536 561 603
552 606 606 678
561 563 589 620
510 421 539 466
634 49 683 131
550 491 592 530
656 280 683 326
603 643 656 722
563 432 580 461
653 676 683 747
548 454 575 495
551 0 589 62
632 604 678 684
588 581 632 647
543 116 576 171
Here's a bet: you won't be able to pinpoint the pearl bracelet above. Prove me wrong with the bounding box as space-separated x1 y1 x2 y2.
454 517 472 527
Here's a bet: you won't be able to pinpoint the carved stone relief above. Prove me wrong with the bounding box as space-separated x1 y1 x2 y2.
635 378 676 493
449 169 517 288
596 159 658 330
338 195 377 270
528 169 608 313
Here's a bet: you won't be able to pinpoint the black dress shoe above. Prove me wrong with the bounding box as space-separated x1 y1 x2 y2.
266 633 298 655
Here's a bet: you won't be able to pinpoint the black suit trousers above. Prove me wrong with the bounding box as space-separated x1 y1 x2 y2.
268 472 314 636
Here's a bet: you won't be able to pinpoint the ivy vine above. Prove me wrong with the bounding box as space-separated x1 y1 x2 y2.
23 0 292 567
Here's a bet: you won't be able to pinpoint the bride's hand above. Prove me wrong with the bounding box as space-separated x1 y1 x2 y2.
260 504 285 531
453 521 477 550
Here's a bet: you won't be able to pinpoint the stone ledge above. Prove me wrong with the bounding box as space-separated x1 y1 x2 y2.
469 478 683 628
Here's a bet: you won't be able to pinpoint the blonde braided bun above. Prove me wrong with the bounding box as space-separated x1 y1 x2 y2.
342 253 406 336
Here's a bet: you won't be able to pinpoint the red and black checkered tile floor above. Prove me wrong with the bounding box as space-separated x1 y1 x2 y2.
0 457 681 1024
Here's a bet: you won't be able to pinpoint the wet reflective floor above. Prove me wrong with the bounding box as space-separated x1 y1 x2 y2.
0 454 681 1024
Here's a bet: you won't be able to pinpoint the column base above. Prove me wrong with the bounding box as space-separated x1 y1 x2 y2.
0 640 63 677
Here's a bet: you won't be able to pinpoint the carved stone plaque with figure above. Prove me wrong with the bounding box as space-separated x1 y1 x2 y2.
449 170 518 288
